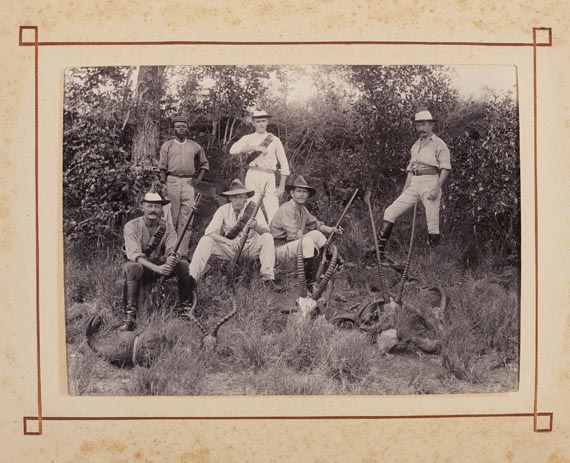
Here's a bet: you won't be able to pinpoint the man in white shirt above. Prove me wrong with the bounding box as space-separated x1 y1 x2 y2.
229 110 290 223
188 179 282 294
378 110 452 260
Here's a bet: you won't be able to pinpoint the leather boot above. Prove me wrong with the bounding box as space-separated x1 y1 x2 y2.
378 220 394 261
304 255 319 290
119 280 139 331
174 275 196 315
428 233 441 247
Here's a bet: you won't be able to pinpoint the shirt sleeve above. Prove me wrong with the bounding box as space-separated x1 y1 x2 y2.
162 222 178 255
274 138 290 176
124 221 145 262
304 209 323 232
229 135 249 155
269 207 287 239
194 144 210 172
436 141 452 171
158 141 170 172
205 207 225 236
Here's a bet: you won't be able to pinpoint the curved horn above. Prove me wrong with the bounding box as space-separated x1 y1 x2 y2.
395 202 418 305
311 244 339 300
211 284 238 338
364 188 390 304
296 211 309 297
430 285 448 313
185 292 209 338
85 314 136 367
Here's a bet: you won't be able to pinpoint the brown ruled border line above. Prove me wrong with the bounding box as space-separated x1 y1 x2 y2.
17 25 553 436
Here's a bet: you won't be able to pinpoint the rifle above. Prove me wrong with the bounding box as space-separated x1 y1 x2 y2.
154 170 205 289
227 186 267 279
314 188 359 282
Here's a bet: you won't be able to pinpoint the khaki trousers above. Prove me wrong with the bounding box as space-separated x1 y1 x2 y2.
245 169 279 223
384 175 442 234
275 230 327 261
166 176 195 258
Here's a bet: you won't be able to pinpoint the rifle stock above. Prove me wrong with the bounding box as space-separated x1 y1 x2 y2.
228 187 267 277
315 188 359 281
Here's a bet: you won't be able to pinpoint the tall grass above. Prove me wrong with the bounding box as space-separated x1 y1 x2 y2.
64 206 519 395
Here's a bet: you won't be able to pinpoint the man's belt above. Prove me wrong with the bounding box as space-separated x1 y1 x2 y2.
411 168 438 176
248 166 275 174
167 172 194 178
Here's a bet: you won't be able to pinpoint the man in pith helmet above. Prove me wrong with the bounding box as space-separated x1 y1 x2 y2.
188 179 283 295
378 109 451 260
159 115 210 260
229 110 290 223
121 189 193 331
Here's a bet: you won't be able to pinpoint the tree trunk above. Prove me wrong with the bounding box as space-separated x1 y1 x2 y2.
132 66 165 164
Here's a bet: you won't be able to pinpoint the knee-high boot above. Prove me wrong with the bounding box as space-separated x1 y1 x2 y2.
378 220 394 261
119 280 140 331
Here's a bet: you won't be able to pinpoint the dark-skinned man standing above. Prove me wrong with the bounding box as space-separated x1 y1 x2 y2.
159 115 210 260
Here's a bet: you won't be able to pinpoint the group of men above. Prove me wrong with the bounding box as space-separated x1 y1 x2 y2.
120 109 451 331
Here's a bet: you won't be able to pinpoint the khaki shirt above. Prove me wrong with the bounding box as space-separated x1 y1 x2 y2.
205 201 267 240
270 199 323 242
406 134 452 172
158 139 209 176
124 216 177 262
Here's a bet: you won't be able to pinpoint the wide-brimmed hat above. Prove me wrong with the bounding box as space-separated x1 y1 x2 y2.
171 115 189 125
285 175 317 198
222 179 255 198
141 191 170 206
251 110 273 119
413 110 437 122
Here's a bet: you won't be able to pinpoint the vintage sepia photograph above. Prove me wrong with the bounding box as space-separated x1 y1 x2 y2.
63 64 520 396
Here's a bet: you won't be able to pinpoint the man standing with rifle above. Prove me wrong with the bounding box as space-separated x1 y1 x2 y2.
159 115 210 260
270 176 345 288
120 188 193 331
188 179 283 294
229 110 290 223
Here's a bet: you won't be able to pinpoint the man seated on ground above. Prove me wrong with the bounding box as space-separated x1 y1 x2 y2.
188 179 283 295
270 175 343 288
121 189 193 331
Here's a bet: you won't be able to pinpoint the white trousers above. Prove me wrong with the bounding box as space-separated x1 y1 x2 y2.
189 233 275 281
275 230 327 261
245 169 279 223
384 175 442 234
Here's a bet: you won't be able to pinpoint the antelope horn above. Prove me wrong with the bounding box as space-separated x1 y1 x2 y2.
85 314 137 367
364 188 390 304
395 202 418 305
185 292 209 338
311 244 339 300
296 210 309 298
211 284 238 338
430 285 448 312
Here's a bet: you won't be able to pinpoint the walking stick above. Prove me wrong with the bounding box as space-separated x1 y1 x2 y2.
363 188 391 305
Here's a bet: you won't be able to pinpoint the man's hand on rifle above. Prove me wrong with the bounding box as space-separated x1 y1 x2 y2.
225 238 241 252
246 217 257 232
